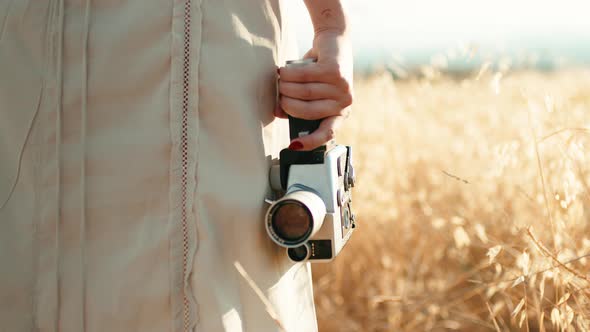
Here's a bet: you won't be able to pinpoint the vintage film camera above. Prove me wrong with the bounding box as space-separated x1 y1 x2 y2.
265 59 357 263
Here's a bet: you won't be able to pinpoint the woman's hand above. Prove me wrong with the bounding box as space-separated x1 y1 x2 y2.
275 29 353 151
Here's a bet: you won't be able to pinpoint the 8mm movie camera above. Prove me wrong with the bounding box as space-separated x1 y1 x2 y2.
265 59 357 263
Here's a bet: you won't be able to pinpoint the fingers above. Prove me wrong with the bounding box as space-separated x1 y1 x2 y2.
279 81 342 101
276 61 353 121
278 62 349 89
274 60 353 149
290 116 344 151
280 97 351 120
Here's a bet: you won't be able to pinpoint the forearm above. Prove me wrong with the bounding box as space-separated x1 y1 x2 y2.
278 1 353 150
303 0 349 35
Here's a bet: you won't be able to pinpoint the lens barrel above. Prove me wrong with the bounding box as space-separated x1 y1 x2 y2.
266 190 326 248
287 244 311 262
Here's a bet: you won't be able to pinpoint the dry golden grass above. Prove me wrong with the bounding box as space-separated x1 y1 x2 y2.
313 68 590 331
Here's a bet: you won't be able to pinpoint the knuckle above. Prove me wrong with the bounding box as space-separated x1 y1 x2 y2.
301 85 313 99
299 70 310 82
324 128 336 141
340 78 351 91
341 92 353 107
330 64 343 80
328 63 341 74
329 101 345 116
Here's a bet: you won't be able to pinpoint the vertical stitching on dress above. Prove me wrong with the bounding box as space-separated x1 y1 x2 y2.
181 0 192 330
180 0 203 329
186 0 204 329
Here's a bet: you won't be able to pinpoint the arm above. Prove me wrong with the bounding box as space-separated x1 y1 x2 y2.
304 0 348 36
276 0 353 151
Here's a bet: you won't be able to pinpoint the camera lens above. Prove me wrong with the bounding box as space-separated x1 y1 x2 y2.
271 201 312 242
287 244 310 262
265 190 326 248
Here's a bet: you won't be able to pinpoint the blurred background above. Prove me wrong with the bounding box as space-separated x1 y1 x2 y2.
291 0 590 73
289 1 590 331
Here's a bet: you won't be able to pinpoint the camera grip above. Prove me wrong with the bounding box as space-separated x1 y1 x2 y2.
288 116 322 141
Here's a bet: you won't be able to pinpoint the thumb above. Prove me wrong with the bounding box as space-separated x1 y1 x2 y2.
302 48 317 60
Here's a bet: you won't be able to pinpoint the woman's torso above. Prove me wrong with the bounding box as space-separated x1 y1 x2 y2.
0 1 316 331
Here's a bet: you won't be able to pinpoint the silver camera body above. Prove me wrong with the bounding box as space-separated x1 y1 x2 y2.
266 144 356 263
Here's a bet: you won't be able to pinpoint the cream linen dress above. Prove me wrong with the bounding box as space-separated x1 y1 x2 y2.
0 0 318 331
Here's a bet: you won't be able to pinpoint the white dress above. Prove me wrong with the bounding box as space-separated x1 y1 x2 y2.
0 0 317 331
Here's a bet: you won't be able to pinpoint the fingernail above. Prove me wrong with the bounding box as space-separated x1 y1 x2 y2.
288 141 304 150
276 67 280 74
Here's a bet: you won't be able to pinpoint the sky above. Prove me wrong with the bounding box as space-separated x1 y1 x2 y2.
289 0 590 68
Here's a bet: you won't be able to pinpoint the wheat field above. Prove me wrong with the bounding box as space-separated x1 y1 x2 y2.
313 68 590 331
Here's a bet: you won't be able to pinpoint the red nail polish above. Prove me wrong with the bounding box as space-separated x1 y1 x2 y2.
288 141 304 150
